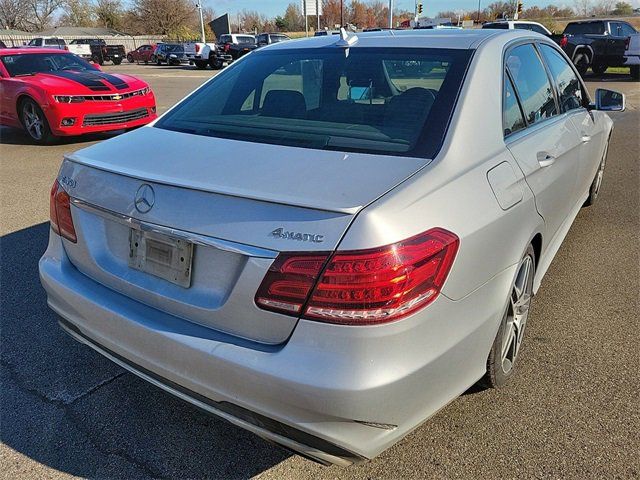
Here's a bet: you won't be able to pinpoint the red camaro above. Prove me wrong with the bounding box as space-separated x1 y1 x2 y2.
0 48 157 143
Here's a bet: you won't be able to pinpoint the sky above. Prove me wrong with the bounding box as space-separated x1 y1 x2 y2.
204 0 582 18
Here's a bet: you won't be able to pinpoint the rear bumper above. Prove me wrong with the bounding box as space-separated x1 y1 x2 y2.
39 232 516 463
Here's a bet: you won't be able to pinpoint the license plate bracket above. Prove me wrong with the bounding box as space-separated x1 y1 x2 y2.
128 229 193 288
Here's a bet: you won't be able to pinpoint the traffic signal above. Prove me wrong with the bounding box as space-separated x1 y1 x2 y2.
417 3 423 15
517 1 523 14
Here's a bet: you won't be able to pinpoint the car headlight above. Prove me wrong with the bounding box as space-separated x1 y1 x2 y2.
54 95 85 103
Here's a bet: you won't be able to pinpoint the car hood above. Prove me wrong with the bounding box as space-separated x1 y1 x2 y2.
67 126 430 214
26 70 147 94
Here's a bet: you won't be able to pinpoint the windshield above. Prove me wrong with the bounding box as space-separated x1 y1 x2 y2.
0 52 95 77
156 47 472 157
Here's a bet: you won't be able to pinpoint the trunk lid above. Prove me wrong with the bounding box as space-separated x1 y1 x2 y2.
60 127 428 344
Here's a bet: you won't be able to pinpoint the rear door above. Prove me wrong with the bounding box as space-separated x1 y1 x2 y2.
504 43 581 242
538 43 605 197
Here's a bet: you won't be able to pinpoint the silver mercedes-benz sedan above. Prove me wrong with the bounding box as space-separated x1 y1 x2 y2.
40 29 624 465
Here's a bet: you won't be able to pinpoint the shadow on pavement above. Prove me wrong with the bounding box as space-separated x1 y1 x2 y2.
0 126 126 146
0 222 291 478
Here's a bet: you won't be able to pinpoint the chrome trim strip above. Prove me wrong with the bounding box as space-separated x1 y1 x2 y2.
71 198 278 259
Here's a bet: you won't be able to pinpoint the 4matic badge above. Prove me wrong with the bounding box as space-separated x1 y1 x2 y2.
270 228 324 243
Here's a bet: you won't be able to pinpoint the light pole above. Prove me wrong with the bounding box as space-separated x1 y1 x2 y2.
476 0 482 24
388 0 393 28
195 0 205 43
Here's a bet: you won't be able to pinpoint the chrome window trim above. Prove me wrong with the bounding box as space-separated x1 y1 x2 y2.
71 198 278 259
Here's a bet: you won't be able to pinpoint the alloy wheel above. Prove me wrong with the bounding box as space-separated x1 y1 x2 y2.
501 255 534 374
22 102 44 140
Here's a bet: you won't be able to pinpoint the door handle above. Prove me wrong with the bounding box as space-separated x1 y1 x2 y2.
581 134 591 143
537 152 556 167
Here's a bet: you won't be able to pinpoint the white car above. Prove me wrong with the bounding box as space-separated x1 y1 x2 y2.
483 20 552 36
40 29 624 466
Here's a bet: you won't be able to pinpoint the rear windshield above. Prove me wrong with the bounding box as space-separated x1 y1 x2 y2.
156 47 472 157
564 22 605 35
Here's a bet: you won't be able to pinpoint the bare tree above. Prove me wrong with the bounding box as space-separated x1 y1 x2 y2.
127 0 195 36
573 0 593 16
59 0 94 27
0 0 29 30
23 0 65 31
95 0 123 30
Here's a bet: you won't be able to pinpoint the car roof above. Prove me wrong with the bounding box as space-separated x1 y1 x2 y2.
263 29 540 51
0 48 70 55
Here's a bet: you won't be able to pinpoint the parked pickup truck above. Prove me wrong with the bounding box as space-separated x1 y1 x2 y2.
183 41 217 69
551 19 637 77
23 37 90 59
623 31 640 79
69 38 126 65
213 34 257 69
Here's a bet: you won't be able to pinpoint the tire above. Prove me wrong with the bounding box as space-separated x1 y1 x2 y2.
209 58 223 70
19 98 55 145
630 65 640 80
127 54 133 63
112 58 122 66
573 51 590 77
583 141 608 207
479 245 535 389
194 60 208 69
92 55 103 66
591 63 607 76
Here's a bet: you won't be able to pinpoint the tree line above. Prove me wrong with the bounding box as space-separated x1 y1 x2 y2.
0 0 636 36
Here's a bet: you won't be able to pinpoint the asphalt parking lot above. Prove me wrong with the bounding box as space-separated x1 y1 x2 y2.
1 63 639 479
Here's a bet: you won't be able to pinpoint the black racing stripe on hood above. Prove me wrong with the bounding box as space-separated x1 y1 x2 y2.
46 71 110 91
93 72 129 90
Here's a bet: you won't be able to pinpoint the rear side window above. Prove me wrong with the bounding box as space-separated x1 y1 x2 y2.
564 22 604 35
220 35 231 43
506 44 557 125
503 72 526 136
611 22 636 37
156 47 473 157
483 23 509 29
539 44 583 112
515 23 548 35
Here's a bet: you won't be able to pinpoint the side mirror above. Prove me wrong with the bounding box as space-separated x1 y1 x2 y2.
593 88 625 112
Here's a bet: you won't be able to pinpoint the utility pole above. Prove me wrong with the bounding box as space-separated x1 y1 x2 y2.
476 0 482 24
195 0 205 43
317 0 320 30
388 0 393 28
304 0 309 37
340 0 344 27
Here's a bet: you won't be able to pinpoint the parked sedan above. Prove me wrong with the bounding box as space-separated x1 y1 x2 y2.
39 30 622 465
0 49 157 143
152 43 187 65
127 44 155 64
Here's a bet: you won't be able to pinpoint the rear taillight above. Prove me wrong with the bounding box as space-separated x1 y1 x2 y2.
255 228 459 325
560 36 568 48
49 180 77 243
195 44 201 53
224 44 230 52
